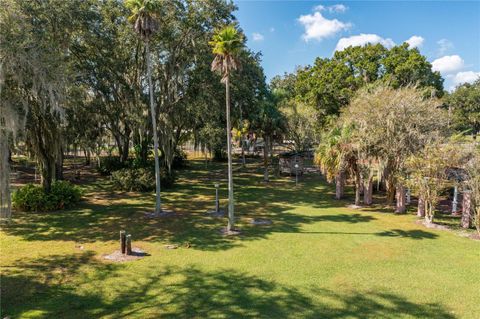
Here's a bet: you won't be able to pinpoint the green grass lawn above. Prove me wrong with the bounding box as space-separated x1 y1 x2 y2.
1 159 479 318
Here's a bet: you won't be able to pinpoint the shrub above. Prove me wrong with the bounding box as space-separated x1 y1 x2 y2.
13 181 82 212
97 156 127 175
172 149 188 169
111 167 175 192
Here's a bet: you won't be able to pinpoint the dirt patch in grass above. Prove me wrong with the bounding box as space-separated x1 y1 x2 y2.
103 247 149 262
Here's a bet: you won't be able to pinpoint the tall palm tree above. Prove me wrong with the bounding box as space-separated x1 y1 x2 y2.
126 0 162 215
209 25 244 232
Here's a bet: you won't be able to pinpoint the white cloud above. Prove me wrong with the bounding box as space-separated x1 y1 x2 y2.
252 32 264 42
314 4 348 13
335 34 395 51
437 39 454 56
330 4 348 13
431 55 464 74
453 71 480 86
298 11 351 42
405 35 424 49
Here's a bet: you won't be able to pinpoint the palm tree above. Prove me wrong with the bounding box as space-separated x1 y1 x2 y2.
126 0 162 215
209 25 244 232
315 125 360 204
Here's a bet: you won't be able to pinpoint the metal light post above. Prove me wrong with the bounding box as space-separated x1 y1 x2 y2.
406 188 411 205
214 183 220 213
294 163 299 187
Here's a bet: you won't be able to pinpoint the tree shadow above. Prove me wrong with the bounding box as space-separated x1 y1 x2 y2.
377 229 439 240
1 252 119 319
1 253 456 318
284 228 438 240
3 160 379 251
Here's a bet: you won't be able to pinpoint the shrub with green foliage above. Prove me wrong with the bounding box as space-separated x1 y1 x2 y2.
111 167 175 192
12 181 82 212
97 156 128 175
172 149 188 169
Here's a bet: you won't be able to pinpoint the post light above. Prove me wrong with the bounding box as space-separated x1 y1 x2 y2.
214 183 220 213
294 163 299 187
406 188 411 205
452 185 458 213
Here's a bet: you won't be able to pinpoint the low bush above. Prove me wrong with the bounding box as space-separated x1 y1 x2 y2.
172 149 188 169
111 167 176 192
97 156 128 175
12 181 82 212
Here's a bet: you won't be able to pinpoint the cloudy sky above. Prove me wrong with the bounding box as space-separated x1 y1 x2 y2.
234 0 480 90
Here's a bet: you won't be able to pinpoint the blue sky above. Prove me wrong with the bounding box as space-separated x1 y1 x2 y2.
234 0 480 90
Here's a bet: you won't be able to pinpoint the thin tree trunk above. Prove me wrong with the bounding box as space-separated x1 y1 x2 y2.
241 137 246 167
0 134 12 221
225 76 235 231
146 40 161 215
335 171 345 200
461 191 473 228
395 184 406 213
55 144 64 180
364 175 373 205
354 169 361 206
417 196 425 217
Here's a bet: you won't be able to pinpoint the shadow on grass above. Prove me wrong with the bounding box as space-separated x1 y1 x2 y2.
3 161 381 250
1 253 455 318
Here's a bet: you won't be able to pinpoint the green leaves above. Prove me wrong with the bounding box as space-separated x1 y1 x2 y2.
209 24 245 80
125 0 161 39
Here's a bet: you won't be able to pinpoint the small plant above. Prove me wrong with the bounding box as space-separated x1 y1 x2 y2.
12 181 82 212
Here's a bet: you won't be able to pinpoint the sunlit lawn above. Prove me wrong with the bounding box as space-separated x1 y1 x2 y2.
1 159 479 318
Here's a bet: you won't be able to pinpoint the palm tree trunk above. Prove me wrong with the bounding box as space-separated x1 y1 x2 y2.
335 171 345 200
225 76 235 231
354 169 361 206
364 175 373 205
395 184 406 213
146 40 161 215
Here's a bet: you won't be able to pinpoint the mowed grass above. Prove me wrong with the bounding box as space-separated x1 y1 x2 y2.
1 159 479 318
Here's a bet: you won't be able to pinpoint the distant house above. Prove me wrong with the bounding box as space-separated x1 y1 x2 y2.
278 152 304 175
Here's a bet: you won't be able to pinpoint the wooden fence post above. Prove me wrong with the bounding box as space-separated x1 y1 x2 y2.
126 234 132 255
120 230 126 254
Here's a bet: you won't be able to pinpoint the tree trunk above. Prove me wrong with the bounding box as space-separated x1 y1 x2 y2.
364 176 373 205
263 135 269 182
461 191 472 229
85 149 91 166
386 175 395 206
335 171 345 200
395 184 406 213
417 196 425 217
225 76 235 232
55 145 64 181
41 159 54 192
146 40 162 215
121 131 130 163
354 169 361 206
241 137 246 167
0 134 12 221
424 201 434 224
